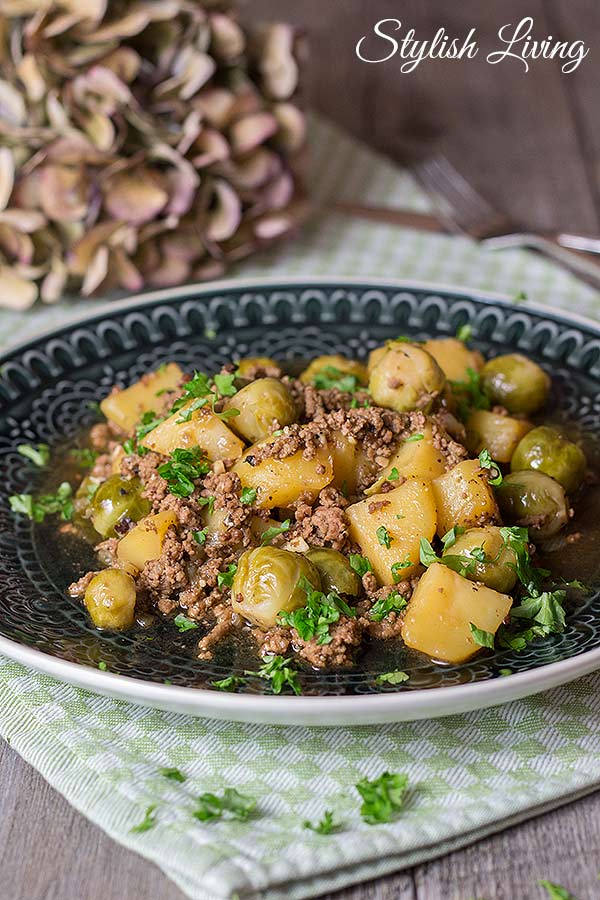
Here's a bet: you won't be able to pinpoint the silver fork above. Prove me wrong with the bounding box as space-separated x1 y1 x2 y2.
413 154 600 290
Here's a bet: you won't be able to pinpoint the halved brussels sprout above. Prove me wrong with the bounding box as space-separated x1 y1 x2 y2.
90 475 151 538
496 470 569 539
368 342 446 413
481 353 550 415
511 425 586 494
231 546 321 629
224 377 297 443
442 525 517 593
84 568 136 630
300 354 368 387
305 548 361 596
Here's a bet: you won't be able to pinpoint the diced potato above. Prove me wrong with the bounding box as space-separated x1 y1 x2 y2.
401 563 512 663
110 444 125 474
465 410 533 464
223 378 296 443
232 442 333 509
140 401 244 461
100 363 182 432
300 354 368 386
84 568 137 630
329 429 377 495
346 479 437 585
422 337 484 382
432 459 499 536
365 422 446 495
116 511 178 572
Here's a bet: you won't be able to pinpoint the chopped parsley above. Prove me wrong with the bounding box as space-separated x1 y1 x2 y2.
217 563 237 588
136 410 165 443
246 654 301 695
212 675 248 691
376 670 409 686
478 448 503 485
193 788 255 822
70 447 98 467
240 487 257 505
387 467 400 481
173 613 198 633
441 525 465 550
419 537 440 568
303 810 341 834
260 519 291 545
355 772 409 825
450 367 491 419
122 438 136 455
170 369 238 419
9 481 74 523
159 767 186 782
469 623 495 649
404 433 424 443
98 660 108 671
130 804 158 833
456 323 473 342
538 882 576 900
313 365 361 393
17 443 50 467
278 577 356 645
193 528 208 545
198 495 215 515
369 591 407 622
391 557 411 582
376 525 392 548
157 447 210 498
349 554 372 577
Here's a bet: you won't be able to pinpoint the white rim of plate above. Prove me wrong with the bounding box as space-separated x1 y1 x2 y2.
1 275 599 725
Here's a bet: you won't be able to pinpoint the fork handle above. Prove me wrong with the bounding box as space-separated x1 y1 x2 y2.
487 233 600 291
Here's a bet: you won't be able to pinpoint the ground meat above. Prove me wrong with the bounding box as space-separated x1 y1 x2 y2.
197 606 236 659
293 616 364 668
89 423 113 451
258 626 292 657
68 571 96 598
430 417 469 470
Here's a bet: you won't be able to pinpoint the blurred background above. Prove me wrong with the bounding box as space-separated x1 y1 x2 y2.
249 0 599 234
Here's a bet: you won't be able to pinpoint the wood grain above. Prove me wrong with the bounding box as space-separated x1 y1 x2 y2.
3 1 600 898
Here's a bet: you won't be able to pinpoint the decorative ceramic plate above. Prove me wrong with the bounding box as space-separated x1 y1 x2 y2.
1 278 600 726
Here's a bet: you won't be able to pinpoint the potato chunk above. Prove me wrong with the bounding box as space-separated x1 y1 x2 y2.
346 479 437 585
140 401 244 461
100 363 182 432
116 511 178 573
465 410 533 464
84 568 137 630
401 563 512 663
232 443 333 509
329 429 376 495
422 337 484 382
365 422 446 495
432 459 499 536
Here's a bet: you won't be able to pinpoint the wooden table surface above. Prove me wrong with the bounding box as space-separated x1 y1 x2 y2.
3 2 600 899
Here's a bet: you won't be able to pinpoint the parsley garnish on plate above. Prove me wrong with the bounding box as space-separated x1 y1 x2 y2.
404 432 424 443
130 804 158 834
136 410 165 443
260 519 291 545
538 881 577 900
456 323 473 342
478 448 503 486
369 591 407 622
355 772 409 825
159 767 186 783
98 660 108 671
9 481 74 523
198 495 215 515
278 577 356 645
303 810 342 834
212 675 248 692
193 788 255 822
312 366 361 393
17 443 50 467
391 557 411 582
469 623 495 649
246 654 301 695
193 528 208 545
376 525 392 548
240 487 257 505
173 613 198 633
450 367 491 419
387 467 400 481
349 554 373 577
217 563 237 588
376 670 409 686
69 447 98 468
157 447 210 498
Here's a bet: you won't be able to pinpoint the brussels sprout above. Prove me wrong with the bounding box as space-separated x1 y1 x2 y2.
224 377 297 443
305 548 361 595
481 353 550 415
300 354 368 387
231 547 321 629
496 470 569 539
511 425 586 494
90 475 151 538
442 526 517 593
84 568 136 630
235 356 280 379
368 342 446 413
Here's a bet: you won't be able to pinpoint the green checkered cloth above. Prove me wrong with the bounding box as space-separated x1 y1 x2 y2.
1 115 600 900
